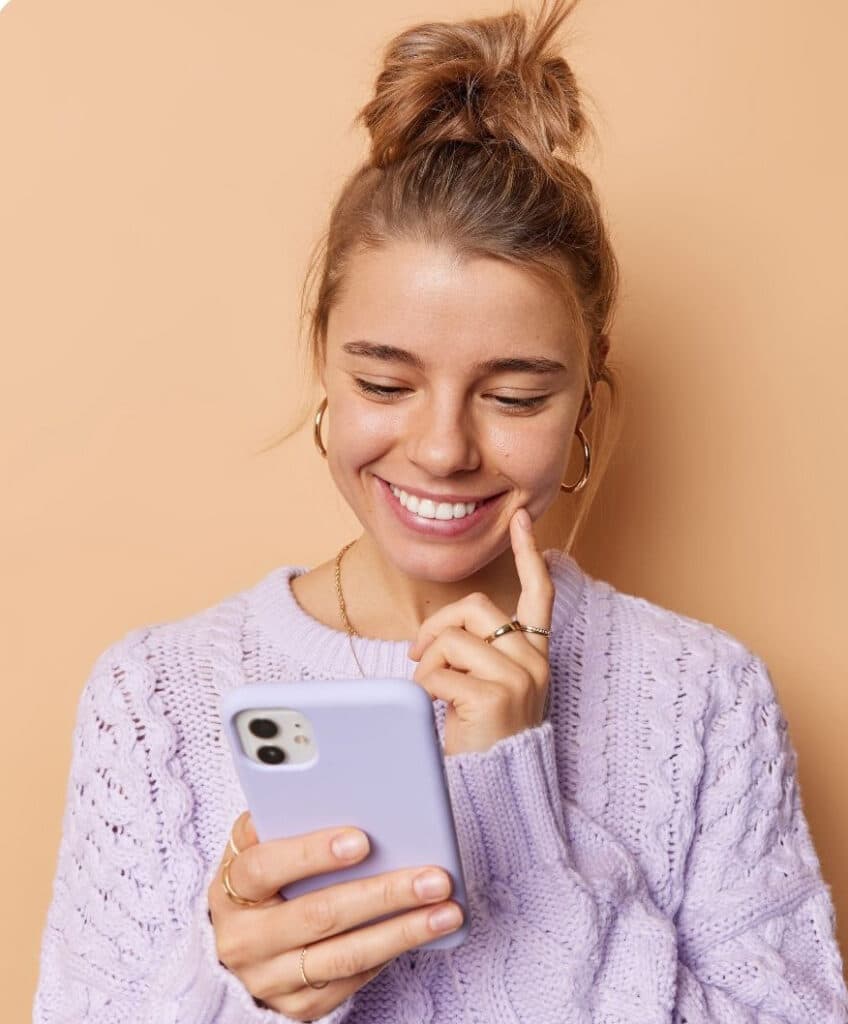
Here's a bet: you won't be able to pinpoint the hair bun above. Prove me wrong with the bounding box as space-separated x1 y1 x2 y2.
357 0 588 170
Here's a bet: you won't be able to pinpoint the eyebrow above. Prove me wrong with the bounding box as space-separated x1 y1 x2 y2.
341 340 567 376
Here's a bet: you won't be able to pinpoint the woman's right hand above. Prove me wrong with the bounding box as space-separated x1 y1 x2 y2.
207 811 464 1022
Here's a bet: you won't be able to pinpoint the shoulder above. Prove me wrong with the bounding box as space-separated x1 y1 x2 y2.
549 547 758 667
566 556 779 716
79 568 282 719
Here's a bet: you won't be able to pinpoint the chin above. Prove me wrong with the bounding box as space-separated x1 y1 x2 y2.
386 537 513 581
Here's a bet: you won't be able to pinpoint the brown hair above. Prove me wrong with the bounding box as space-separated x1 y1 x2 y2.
260 0 622 555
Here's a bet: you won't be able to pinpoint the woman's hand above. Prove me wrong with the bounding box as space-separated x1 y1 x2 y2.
208 812 464 1022
408 507 554 756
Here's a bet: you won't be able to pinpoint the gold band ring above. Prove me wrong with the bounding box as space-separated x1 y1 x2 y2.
483 618 520 644
300 945 329 989
514 622 552 637
221 857 264 908
483 618 551 644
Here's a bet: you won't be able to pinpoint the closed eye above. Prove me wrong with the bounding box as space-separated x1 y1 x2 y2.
353 378 549 411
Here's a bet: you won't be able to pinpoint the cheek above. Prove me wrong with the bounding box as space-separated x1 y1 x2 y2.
488 421 566 489
327 399 400 464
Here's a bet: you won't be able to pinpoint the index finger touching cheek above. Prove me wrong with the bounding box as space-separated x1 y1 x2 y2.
509 508 555 655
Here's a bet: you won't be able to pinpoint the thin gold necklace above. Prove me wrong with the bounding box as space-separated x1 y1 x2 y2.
334 539 367 678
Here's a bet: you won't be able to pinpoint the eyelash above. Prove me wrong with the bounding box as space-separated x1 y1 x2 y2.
353 378 549 411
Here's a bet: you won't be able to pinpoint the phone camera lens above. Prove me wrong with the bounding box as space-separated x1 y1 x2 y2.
257 745 286 765
249 718 278 739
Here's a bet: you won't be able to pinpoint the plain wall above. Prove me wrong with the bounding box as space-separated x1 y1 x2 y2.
2 0 846 1016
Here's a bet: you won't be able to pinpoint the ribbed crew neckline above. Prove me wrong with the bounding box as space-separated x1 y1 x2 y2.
249 548 586 681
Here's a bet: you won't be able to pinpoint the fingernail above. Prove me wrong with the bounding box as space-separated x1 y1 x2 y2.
331 830 369 860
413 870 450 900
516 508 530 531
429 904 463 932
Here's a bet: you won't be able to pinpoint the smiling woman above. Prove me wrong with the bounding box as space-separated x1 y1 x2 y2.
305 239 593 609
277 26 621 567
33 0 847 1022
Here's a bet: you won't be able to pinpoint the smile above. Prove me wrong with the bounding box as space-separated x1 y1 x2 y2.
375 476 507 538
389 484 478 520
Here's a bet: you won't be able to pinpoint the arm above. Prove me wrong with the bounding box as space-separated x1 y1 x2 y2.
441 653 848 1023
33 633 355 1024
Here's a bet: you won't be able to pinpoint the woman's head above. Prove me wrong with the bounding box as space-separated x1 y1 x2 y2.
269 0 622 558
319 238 591 584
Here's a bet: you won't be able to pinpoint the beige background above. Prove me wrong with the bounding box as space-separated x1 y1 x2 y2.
2 0 846 1016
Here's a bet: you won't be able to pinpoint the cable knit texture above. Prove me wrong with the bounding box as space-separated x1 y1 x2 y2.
34 549 848 1022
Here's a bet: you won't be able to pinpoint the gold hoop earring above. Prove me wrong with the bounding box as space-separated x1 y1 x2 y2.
560 427 591 494
313 396 328 459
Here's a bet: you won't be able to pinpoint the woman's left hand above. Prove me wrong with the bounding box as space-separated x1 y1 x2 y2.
407 507 555 756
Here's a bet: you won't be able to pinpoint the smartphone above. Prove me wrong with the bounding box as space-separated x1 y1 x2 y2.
221 678 470 951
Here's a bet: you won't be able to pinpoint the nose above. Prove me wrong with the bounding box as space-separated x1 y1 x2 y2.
405 397 481 477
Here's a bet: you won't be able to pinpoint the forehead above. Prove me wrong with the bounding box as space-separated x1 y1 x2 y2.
327 240 575 363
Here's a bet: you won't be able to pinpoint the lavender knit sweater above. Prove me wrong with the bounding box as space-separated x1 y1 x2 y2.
34 549 848 1022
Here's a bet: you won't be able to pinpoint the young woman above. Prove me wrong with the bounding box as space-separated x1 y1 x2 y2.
34 1 847 1021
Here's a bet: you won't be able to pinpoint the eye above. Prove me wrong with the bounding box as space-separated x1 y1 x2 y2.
353 379 408 399
350 378 548 409
493 395 549 410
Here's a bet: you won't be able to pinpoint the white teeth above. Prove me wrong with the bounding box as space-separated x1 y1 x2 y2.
389 484 477 520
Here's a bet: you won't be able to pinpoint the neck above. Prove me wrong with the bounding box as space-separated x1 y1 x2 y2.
338 533 525 642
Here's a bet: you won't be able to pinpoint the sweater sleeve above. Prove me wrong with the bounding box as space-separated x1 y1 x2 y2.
33 634 356 1024
441 652 848 1023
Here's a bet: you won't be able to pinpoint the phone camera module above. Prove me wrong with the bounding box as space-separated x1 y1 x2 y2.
249 718 278 739
257 745 286 765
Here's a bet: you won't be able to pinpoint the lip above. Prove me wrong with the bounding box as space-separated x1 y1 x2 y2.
375 475 507 538
377 477 507 505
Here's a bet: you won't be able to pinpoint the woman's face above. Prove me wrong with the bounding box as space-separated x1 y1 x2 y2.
320 239 587 582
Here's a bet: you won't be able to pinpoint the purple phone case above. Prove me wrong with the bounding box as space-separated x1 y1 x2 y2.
221 678 470 951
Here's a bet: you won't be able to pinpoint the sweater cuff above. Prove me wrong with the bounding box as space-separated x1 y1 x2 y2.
443 721 572 886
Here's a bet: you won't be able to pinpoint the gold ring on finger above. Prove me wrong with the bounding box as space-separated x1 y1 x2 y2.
483 619 521 644
299 945 329 989
221 857 264 908
512 619 551 637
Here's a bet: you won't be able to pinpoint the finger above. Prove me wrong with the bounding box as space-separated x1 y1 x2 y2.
230 864 456 987
509 507 555 657
254 961 390 1020
413 665 514 712
409 589 544 672
209 825 371 914
413 624 544 690
257 897 464 997
217 810 259 870
210 811 275 913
